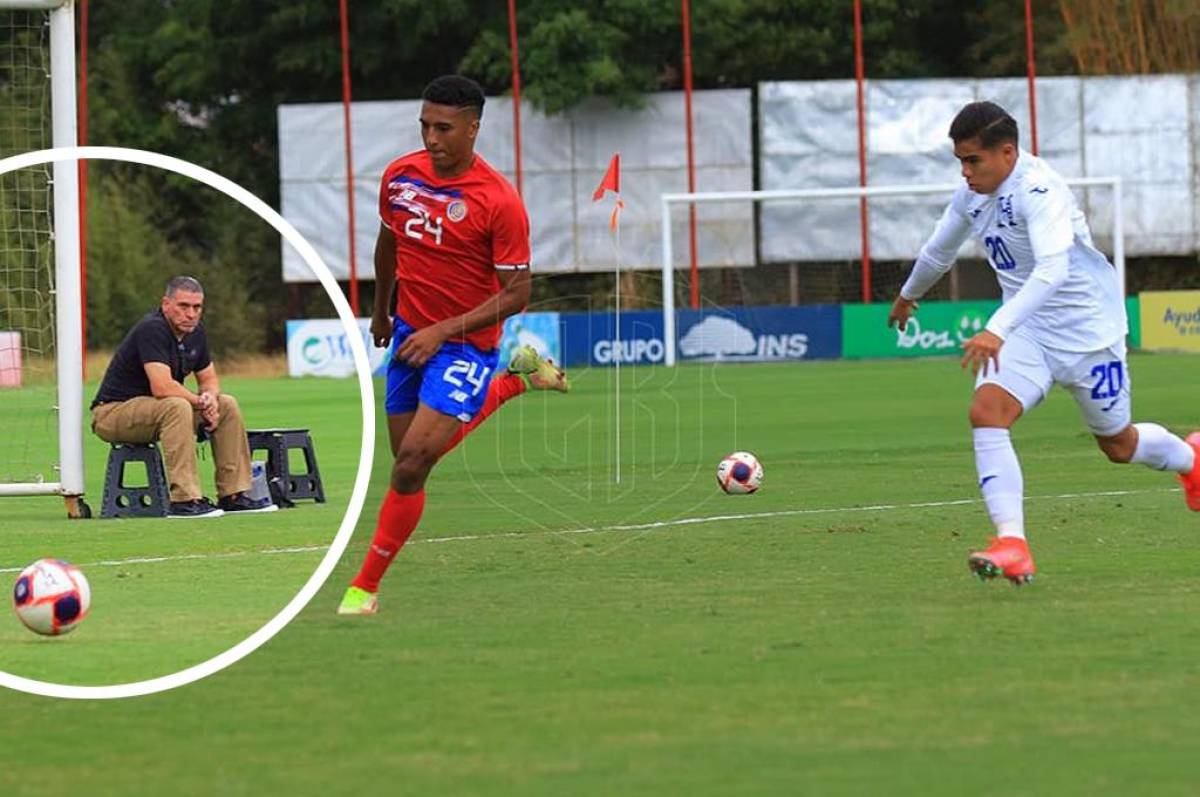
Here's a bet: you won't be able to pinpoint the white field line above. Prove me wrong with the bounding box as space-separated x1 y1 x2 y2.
419 486 1178 543
0 487 1176 573
0 545 328 574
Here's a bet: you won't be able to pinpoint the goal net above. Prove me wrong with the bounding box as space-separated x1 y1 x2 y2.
0 0 84 510
657 179 1124 365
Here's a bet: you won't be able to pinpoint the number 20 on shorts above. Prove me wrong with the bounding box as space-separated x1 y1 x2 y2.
1089 360 1124 401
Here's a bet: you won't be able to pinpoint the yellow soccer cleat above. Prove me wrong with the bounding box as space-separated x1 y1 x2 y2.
508 344 570 393
337 585 378 616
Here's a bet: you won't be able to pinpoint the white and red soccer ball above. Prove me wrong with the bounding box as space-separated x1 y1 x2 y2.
12 559 91 636
717 451 763 495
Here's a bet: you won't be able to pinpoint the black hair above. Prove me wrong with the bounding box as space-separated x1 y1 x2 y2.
948 101 1018 148
422 75 485 117
164 275 203 297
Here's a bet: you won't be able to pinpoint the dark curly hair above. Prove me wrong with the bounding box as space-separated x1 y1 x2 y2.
422 75 485 117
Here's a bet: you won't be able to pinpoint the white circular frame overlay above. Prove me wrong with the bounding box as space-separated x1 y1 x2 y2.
0 146 376 699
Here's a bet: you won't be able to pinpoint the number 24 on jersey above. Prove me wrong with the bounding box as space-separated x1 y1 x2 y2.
405 208 444 246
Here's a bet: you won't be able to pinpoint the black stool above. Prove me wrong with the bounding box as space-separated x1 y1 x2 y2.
101 442 170 518
246 428 325 507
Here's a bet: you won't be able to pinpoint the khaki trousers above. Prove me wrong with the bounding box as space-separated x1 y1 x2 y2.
92 394 252 502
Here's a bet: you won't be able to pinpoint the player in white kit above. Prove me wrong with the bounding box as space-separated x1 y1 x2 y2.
887 101 1200 584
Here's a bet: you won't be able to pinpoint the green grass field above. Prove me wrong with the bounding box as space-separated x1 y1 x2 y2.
1 353 1199 795
0 376 362 685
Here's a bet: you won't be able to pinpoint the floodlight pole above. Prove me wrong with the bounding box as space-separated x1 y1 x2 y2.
338 0 358 315
853 0 871 304
1024 0 1040 155
680 0 699 309
508 0 524 196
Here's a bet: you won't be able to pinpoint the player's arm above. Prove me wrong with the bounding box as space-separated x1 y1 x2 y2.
371 223 397 348
138 326 202 407
395 268 531 368
888 197 972 331
193 363 221 429
195 362 219 396
144 362 202 406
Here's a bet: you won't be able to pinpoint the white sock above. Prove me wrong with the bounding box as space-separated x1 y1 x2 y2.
973 427 1025 539
1130 422 1195 473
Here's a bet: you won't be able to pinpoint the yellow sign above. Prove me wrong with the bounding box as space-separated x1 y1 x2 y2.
1140 291 1200 351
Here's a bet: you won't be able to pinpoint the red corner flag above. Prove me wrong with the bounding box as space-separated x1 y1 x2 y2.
592 153 624 231
592 153 620 201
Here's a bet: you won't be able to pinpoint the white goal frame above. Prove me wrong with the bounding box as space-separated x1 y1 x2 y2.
659 177 1124 366
0 0 83 503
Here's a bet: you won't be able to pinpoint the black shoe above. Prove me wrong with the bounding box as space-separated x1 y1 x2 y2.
218 492 278 514
167 497 225 519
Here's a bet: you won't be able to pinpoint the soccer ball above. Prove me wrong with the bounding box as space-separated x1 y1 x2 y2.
12 559 91 636
717 451 763 494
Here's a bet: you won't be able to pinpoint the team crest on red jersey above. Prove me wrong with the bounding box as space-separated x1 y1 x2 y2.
446 199 468 223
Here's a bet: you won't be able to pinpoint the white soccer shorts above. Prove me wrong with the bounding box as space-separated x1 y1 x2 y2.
975 328 1131 437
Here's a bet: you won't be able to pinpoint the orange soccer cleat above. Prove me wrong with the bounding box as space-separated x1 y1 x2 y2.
1178 432 1200 512
968 536 1036 586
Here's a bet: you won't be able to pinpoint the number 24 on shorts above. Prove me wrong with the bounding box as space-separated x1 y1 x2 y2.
443 360 490 396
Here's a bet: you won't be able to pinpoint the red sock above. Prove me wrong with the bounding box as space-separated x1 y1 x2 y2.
440 371 528 456
350 488 426 593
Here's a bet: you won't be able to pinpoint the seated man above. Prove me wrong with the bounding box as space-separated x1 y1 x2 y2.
90 275 275 518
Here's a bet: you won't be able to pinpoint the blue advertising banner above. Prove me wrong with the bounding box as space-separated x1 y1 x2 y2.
560 310 666 367
558 305 842 367
676 305 841 362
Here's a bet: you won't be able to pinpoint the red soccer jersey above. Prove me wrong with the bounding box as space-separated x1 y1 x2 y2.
378 150 530 351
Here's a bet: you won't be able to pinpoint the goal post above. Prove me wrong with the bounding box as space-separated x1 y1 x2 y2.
659 177 1124 366
0 0 83 510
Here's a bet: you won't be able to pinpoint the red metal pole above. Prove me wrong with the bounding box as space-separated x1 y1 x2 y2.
338 0 359 315
507 0 524 196
1024 0 1039 155
853 0 871 303
78 0 88 377
681 0 699 309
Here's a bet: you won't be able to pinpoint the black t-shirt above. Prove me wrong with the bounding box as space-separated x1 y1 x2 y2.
91 309 211 408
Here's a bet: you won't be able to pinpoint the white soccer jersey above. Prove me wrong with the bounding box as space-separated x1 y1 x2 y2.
904 150 1125 352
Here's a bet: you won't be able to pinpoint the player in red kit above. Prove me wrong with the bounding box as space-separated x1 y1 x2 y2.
339 75 566 615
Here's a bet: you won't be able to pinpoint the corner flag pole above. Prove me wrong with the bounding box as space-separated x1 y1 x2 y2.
592 154 624 483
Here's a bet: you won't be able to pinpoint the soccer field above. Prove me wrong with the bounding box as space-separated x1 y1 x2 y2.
0 375 362 685
1 353 1199 795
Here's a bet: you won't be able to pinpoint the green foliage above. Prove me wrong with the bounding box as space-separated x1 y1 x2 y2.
84 167 268 356
965 3 1075 77
0 374 361 683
